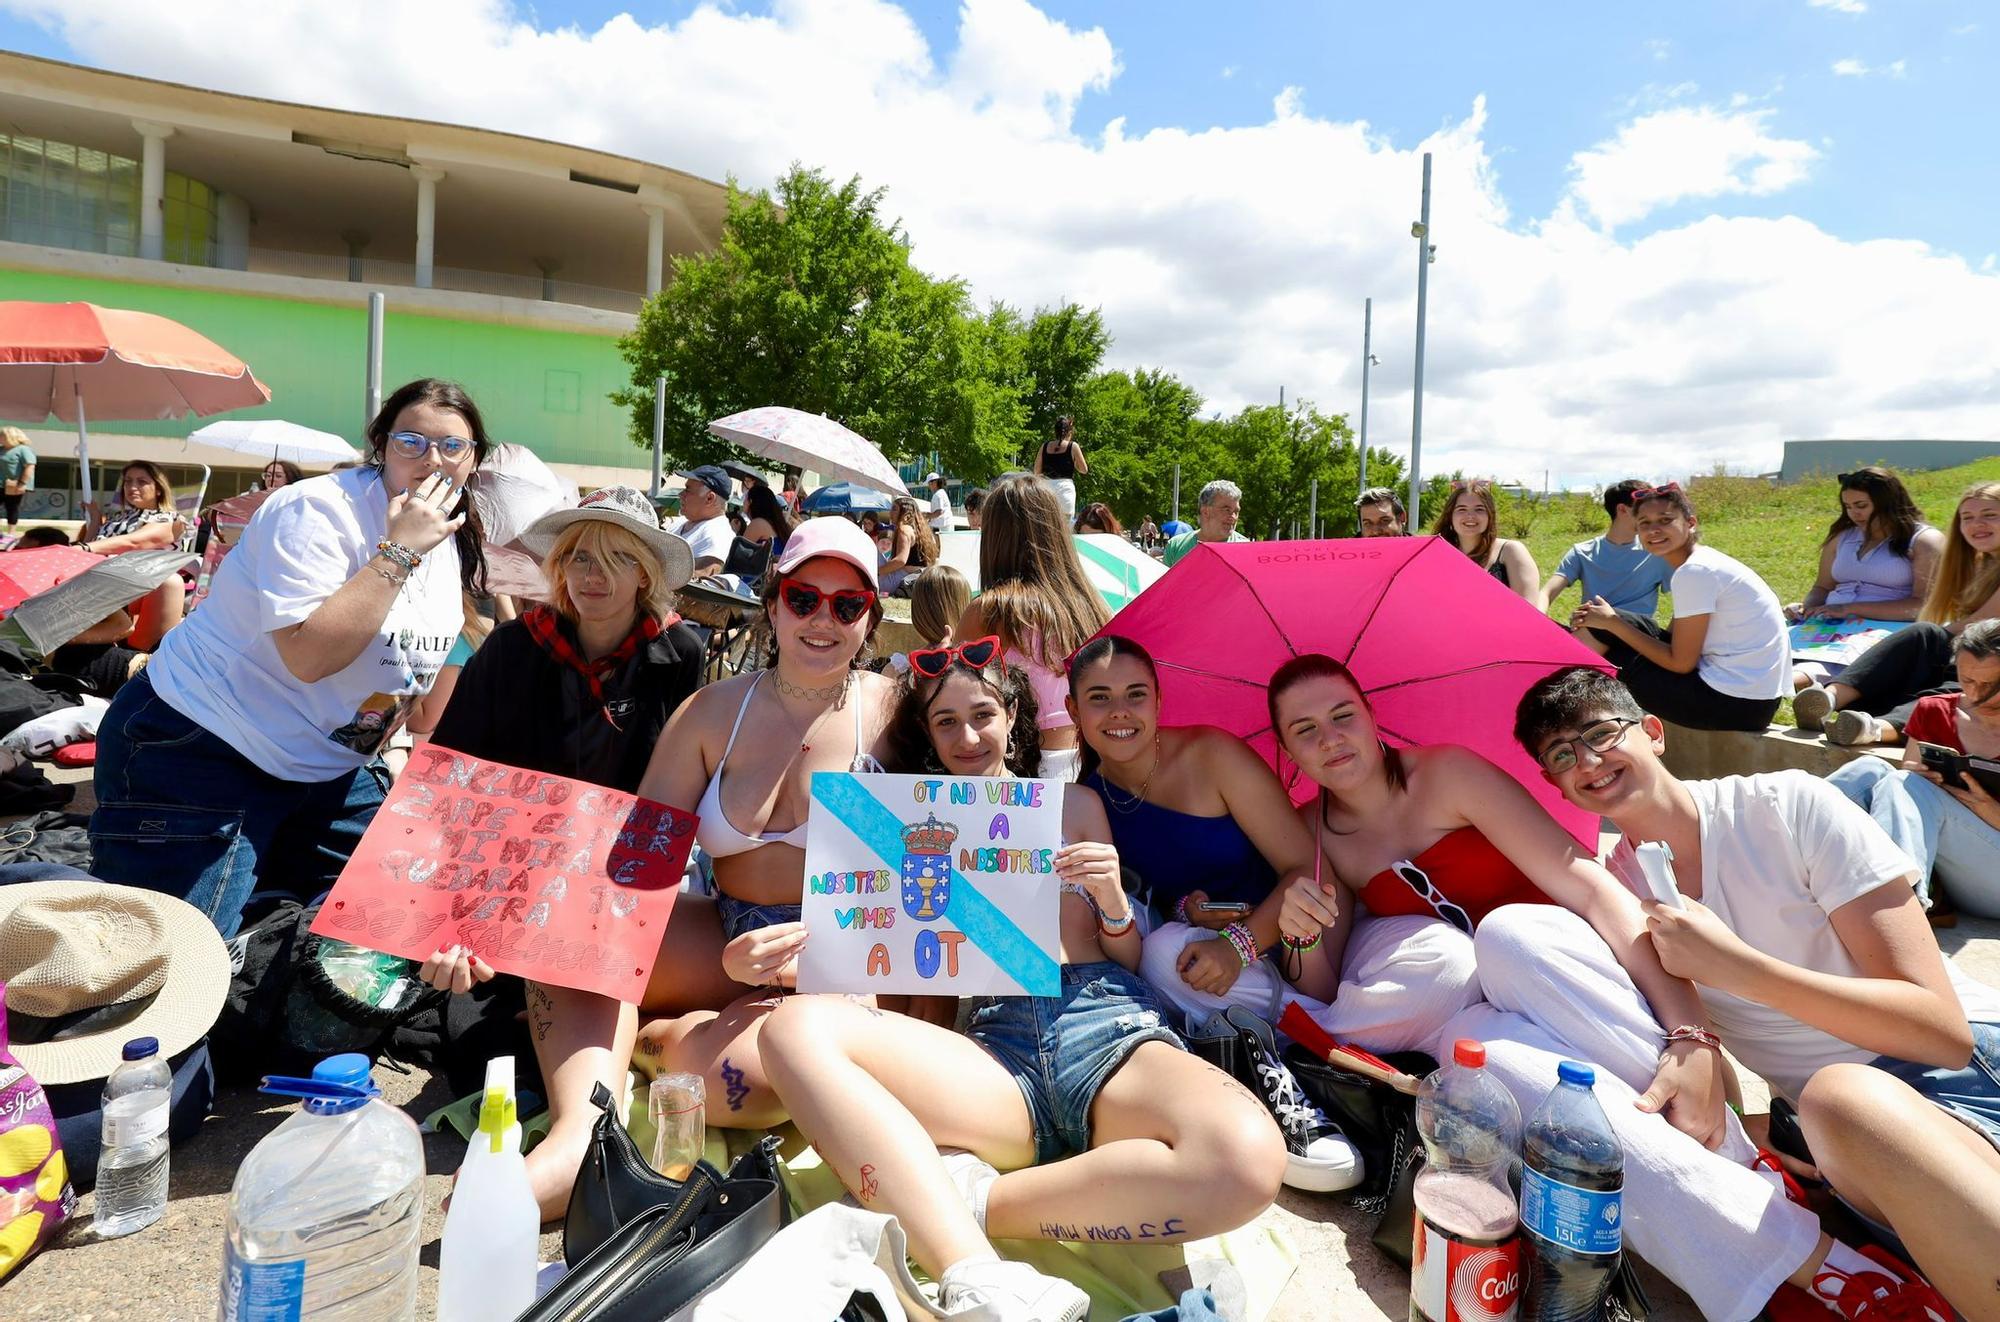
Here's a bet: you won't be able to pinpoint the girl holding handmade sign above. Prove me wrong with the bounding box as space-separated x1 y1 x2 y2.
622 517 903 1136
757 640 1285 1321
418 486 730 1219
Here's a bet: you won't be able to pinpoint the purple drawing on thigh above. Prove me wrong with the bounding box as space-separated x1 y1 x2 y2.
719 1058 750 1111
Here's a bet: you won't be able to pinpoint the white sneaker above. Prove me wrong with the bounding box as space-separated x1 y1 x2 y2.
1792 685 1832 731
938 1147 1000 1232
939 1257 1091 1322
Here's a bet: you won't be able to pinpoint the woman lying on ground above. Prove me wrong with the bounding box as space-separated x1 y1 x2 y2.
958 475 1109 780
80 459 191 649
417 486 730 1218
1828 618 2000 919
1573 481 1790 732
758 642 1284 1322
90 378 486 939
1795 480 2000 746
1433 479 1539 603
627 516 903 1132
1066 634 1361 1190
1268 652 1737 1150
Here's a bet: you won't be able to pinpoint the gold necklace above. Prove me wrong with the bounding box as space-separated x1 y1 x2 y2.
1098 737 1162 814
772 671 850 704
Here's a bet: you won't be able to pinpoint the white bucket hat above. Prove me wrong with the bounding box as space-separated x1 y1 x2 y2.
519 485 695 590
0 881 230 1085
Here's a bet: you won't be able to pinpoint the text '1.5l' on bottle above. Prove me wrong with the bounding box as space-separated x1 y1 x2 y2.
1519 1061 1623 1322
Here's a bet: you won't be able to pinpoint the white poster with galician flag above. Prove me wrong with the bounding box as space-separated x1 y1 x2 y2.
796 771 1062 997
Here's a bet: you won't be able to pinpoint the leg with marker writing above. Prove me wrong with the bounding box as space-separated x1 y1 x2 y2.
982 1043 1285 1245
524 981 638 1223
759 994 1036 1275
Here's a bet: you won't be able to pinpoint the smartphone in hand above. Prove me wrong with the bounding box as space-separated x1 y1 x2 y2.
1195 901 1252 915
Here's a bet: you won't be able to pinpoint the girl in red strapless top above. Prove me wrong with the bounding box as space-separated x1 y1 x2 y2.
1357 826 1550 931
1260 655 1690 1064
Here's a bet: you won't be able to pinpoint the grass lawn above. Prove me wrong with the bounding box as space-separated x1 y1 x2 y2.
1506 458 2000 725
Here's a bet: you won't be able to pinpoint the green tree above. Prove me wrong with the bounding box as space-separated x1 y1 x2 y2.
613 166 1012 479
1020 304 1110 454
1070 367 1207 522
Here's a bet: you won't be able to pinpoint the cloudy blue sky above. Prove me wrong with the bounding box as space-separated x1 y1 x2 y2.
4 0 1995 483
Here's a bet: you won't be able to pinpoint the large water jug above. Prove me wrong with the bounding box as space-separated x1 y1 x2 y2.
217 1054 426 1321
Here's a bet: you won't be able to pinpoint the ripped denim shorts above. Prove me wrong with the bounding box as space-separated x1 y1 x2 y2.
964 960 1182 1164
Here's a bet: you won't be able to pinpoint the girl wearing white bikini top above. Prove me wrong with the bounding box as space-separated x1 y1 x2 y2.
630 517 899 1135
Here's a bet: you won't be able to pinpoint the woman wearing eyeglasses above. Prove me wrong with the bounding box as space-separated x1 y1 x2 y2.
1267 653 1737 1150
419 485 726 1219
90 378 489 939
1572 482 1790 732
1433 479 1540 603
754 638 1283 1319
617 518 903 1142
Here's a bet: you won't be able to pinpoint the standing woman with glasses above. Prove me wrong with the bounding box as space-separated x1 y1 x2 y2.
1266 653 1735 1151
1434 479 1539 602
90 378 488 938
1572 482 1790 732
618 518 906 1146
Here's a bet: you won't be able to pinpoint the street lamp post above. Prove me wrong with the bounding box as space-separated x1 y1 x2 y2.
1358 297 1376 529
1409 151 1434 528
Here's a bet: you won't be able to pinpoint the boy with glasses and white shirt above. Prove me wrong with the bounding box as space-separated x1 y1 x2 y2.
1437 665 2000 1321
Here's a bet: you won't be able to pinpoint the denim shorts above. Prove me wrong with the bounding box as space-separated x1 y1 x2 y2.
716 894 803 941
964 960 1182 1164
1840 1019 2000 1246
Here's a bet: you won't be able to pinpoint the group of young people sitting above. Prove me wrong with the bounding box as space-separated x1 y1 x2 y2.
51 379 1995 1322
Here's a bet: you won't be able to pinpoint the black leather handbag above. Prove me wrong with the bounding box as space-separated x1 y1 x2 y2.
526 1082 785 1322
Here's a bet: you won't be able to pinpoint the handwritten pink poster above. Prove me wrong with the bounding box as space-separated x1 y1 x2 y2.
312 746 694 1001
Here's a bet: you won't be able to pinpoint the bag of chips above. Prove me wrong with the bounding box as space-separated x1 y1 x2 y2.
0 983 75 1280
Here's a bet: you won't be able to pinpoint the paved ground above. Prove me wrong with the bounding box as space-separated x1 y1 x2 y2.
11 765 1998 1320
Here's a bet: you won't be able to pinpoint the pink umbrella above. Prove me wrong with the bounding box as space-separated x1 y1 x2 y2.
1096 536 1612 845
0 301 271 506
707 406 907 500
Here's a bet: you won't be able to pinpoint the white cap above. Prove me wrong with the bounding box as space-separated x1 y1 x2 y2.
925 472 942 482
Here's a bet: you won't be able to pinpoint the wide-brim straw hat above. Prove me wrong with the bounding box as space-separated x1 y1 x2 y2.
0 881 231 1085
520 485 695 590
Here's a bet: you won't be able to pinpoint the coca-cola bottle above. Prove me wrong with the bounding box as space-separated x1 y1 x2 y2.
1412 1039 1523 1322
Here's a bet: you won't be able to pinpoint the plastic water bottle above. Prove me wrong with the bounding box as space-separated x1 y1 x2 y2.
1411 1039 1522 1322
218 1054 426 1321
1519 1062 1623 1321
438 1056 537 1322
95 1036 171 1238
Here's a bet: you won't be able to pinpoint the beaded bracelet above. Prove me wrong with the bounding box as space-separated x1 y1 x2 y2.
1280 930 1323 953
1173 895 1192 926
1220 921 1259 969
1098 908 1135 938
375 540 423 572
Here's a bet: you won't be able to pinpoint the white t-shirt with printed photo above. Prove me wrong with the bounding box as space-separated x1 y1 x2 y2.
1668 544 1791 701
1608 771 2000 1100
148 467 462 781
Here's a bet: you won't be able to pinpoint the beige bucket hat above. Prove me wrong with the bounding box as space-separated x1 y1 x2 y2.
0 881 230 1085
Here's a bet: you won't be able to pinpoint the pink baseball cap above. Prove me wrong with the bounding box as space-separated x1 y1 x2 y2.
773 515 880 590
